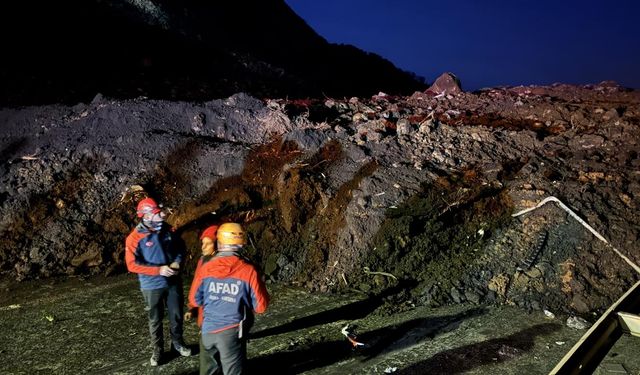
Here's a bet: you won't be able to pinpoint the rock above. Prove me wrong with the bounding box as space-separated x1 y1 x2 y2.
396 119 411 135
488 274 510 297
264 253 280 276
524 267 543 279
602 108 620 121
450 287 464 303
191 112 206 132
597 80 620 88
284 129 327 151
569 134 605 150
70 247 102 268
359 283 372 293
530 300 541 311
366 131 383 143
90 93 105 105
464 290 482 304
418 119 435 134
485 290 496 302
356 195 369 208
276 254 289 269
571 294 590 314
425 73 462 95
566 316 592 330
352 113 367 122
570 109 589 127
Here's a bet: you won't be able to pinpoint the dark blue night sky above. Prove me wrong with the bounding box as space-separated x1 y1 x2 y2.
285 0 640 91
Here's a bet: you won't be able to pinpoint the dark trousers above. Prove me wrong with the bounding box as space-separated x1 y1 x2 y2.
200 334 216 374
141 283 184 350
201 327 245 375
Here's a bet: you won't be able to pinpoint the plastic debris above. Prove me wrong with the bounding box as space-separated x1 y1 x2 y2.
20 153 39 160
544 309 556 319
566 316 592 330
384 366 398 373
0 304 21 311
341 324 365 348
363 266 397 281
555 341 565 346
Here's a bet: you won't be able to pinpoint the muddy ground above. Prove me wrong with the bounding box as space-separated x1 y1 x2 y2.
3 273 638 374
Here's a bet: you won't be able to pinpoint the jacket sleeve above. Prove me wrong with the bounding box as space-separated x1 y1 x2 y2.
188 259 204 309
125 231 160 276
189 266 205 308
249 267 270 314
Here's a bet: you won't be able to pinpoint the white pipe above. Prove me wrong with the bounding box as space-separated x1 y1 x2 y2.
512 196 640 274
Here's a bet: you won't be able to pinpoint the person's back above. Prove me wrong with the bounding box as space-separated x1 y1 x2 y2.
193 254 268 333
189 223 269 375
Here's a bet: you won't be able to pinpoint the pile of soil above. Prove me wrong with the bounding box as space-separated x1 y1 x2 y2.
1 82 639 315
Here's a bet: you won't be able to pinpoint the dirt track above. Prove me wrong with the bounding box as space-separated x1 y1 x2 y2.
6 273 636 374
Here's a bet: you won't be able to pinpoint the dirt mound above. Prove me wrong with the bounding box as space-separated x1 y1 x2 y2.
1 84 639 314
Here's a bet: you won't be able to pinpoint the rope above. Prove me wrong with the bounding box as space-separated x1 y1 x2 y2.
512 196 640 274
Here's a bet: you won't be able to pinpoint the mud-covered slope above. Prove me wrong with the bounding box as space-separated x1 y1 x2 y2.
0 0 424 107
1 82 639 316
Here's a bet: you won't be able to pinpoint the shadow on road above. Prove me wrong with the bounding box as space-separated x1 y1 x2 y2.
396 322 561 374
251 282 416 340
248 307 486 374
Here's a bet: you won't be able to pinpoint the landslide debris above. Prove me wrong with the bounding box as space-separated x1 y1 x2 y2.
1 81 639 315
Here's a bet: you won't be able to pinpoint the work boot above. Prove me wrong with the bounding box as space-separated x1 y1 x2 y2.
150 347 162 367
173 341 192 357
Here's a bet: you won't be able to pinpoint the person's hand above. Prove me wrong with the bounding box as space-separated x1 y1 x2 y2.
184 311 192 321
159 265 176 277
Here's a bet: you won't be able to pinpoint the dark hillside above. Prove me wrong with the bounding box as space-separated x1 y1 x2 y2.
0 0 425 107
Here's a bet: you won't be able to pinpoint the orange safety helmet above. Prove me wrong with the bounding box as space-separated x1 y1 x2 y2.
217 223 245 245
136 197 161 218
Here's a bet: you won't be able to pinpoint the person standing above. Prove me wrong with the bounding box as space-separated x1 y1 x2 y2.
125 197 192 367
189 222 269 375
186 224 218 372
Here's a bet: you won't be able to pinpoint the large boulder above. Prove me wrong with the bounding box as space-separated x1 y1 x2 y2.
425 72 463 95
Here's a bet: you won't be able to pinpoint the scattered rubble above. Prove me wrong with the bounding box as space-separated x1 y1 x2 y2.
1 82 639 315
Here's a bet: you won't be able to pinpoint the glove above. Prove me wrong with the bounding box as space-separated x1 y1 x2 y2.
159 265 176 277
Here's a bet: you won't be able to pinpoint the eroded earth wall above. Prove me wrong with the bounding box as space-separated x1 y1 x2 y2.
1 84 639 314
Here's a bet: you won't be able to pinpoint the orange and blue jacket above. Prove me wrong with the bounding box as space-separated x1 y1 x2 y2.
189 253 269 334
188 255 213 327
125 223 184 290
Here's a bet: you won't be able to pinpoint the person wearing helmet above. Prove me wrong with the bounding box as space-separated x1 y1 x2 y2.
189 222 270 375
125 197 191 367
185 224 218 372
